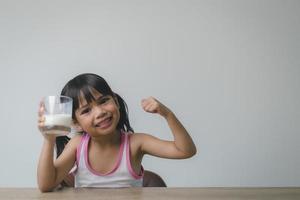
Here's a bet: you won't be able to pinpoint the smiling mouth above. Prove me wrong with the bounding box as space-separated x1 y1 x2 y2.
95 117 113 128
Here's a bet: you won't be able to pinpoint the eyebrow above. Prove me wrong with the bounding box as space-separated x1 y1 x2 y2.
78 95 109 111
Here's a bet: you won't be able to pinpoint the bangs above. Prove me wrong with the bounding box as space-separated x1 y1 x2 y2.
61 73 114 119
60 73 133 133
73 85 114 111
77 86 96 109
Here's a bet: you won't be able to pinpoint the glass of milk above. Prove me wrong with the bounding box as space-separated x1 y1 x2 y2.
41 95 73 136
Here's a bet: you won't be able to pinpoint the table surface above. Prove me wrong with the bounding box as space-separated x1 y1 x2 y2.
0 187 299 200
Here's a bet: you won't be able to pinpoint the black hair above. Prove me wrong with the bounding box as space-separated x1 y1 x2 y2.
55 73 134 158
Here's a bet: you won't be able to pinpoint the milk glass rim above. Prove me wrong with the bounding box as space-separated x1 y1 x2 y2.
43 95 73 103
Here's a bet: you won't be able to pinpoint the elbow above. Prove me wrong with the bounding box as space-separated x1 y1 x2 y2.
38 182 55 193
191 143 197 156
186 146 197 159
191 147 197 157
178 148 197 159
37 173 57 192
39 186 53 193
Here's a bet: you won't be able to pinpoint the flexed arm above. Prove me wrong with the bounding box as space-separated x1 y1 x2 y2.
139 97 197 159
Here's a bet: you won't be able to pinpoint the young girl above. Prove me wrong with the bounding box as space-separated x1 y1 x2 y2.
37 73 196 192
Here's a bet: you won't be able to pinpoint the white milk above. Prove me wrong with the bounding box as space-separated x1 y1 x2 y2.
44 114 72 127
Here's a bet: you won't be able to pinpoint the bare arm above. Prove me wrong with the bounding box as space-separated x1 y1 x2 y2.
37 136 79 192
138 97 197 159
37 138 56 192
37 102 79 192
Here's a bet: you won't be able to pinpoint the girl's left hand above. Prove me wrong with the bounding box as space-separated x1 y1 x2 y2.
141 97 171 118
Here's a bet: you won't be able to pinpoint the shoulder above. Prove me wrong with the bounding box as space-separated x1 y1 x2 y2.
125 132 149 161
127 132 146 143
65 134 84 150
70 133 84 142
127 132 152 150
129 132 157 141
53 134 84 167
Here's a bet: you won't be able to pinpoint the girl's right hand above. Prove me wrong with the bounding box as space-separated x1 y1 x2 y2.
38 101 56 142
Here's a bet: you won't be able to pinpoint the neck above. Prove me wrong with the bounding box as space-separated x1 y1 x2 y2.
89 129 121 148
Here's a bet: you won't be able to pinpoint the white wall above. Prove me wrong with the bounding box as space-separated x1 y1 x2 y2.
0 0 299 187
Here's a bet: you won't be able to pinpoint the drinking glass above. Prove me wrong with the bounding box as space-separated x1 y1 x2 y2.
41 95 73 136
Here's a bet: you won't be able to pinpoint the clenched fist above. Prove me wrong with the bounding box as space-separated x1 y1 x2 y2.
141 97 172 118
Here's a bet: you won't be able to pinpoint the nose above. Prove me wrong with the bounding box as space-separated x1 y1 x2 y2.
93 105 107 119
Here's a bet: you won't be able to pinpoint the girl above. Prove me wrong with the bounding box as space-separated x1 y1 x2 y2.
37 73 196 192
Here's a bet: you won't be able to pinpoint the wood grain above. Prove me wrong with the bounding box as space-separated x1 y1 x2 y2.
0 187 299 200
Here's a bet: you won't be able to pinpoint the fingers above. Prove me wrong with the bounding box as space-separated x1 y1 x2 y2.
141 97 171 117
38 100 45 117
37 100 57 140
38 100 46 130
141 97 159 113
38 117 45 132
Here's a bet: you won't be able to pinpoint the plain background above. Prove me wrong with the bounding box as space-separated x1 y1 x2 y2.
0 0 299 187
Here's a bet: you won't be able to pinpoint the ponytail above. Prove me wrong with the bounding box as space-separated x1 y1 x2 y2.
115 93 134 133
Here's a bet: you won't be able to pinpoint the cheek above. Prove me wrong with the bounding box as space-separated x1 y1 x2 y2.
109 105 120 120
75 115 90 127
106 103 119 113
115 109 120 120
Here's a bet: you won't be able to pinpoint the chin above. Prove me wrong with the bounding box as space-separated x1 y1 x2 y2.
96 123 119 136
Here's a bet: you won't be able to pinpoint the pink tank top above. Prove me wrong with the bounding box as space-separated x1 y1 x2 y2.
74 131 144 187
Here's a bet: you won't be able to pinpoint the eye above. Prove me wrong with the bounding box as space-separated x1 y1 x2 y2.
81 108 91 115
98 97 110 104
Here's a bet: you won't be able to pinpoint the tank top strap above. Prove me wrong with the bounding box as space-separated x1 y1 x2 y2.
76 133 89 167
124 132 144 179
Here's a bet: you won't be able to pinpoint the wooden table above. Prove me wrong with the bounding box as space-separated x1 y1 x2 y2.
0 187 299 200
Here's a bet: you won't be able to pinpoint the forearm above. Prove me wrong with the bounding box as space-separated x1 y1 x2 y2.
141 97 197 158
37 139 57 192
165 112 197 157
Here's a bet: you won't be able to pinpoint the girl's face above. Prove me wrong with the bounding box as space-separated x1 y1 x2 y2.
74 88 120 137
